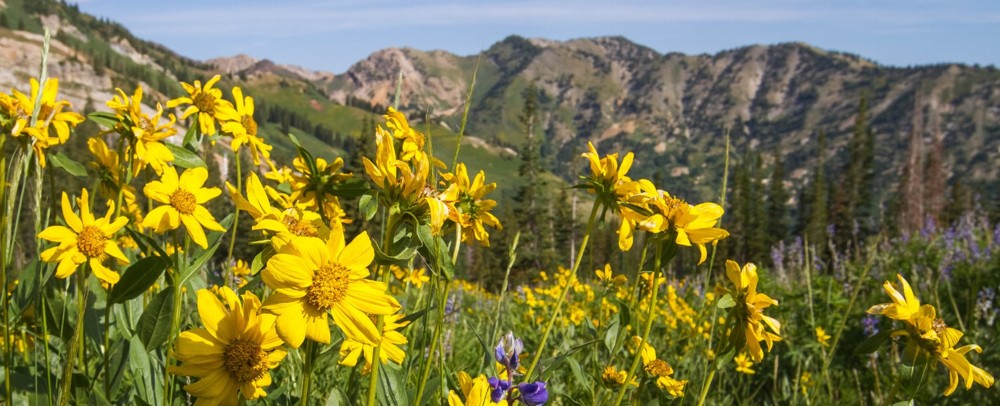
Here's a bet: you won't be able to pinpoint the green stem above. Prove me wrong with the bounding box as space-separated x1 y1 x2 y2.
301 340 314 406
164 234 186 401
522 201 600 382
59 267 90 406
225 152 243 286
103 301 112 395
450 57 480 170
414 279 450 404
611 245 663 406
367 217 405 406
696 367 718 406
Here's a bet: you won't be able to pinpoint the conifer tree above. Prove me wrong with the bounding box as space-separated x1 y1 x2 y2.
512 83 546 269
806 129 829 254
766 151 789 249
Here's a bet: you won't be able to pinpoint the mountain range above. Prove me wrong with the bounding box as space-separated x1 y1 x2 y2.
1 0 998 208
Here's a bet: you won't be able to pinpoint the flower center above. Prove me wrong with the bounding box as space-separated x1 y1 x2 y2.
282 216 318 237
223 339 268 383
645 359 673 377
77 225 107 258
241 115 258 136
170 189 197 215
306 261 351 311
192 92 217 116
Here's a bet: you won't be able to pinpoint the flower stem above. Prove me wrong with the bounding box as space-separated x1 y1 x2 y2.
523 201 600 382
225 151 243 286
367 217 406 406
414 279 450 404
300 339 314 406
59 267 90 406
612 244 663 406
696 367 718 406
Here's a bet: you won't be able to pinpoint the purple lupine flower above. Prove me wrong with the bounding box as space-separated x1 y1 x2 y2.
518 382 548 406
496 332 524 371
920 215 937 239
862 314 879 336
488 376 511 403
770 242 785 280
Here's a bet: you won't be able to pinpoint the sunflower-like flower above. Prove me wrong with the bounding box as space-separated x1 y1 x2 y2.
867 274 993 396
142 166 226 248
641 190 729 264
5 78 84 166
338 311 409 373
601 365 638 388
392 266 430 288
105 86 178 175
384 107 424 162
169 287 287 405
439 162 502 246
167 75 233 136
261 231 400 348
218 86 271 165
724 260 781 362
227 172 330 249
10 78 83 143
866 273 922 322
578 142 653 251
630 336 687 397
38 189 129 285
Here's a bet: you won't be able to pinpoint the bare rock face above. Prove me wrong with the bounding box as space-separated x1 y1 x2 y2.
207 54 259 74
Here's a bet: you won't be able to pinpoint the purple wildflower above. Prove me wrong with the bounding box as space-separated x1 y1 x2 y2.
488 377 511 403
862 314 879 336
517 382 549 406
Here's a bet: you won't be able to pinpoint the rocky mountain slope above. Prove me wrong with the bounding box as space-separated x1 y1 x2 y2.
319 35 1000 201
2 0 998 207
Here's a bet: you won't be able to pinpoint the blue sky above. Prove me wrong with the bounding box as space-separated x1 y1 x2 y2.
72 0 1000 73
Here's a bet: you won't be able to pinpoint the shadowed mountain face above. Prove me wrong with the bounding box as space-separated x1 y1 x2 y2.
320 35 1000 199
2 0 998 205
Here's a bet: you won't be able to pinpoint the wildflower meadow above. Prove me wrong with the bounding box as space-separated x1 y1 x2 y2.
0 32 997 406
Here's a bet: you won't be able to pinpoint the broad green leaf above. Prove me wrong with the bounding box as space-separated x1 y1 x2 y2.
137 287 174 351
854 329 892 355
109 256 170 304
87 111 119 128
179 213 234 285
717 293 736 309
359 193 378 221
603 319 620 353
377 363 409 406
49 152 88 178
164 143 207 169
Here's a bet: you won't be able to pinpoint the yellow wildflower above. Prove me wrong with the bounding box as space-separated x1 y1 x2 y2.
218 86 272 165
439 162 502 246
261 231 400 348
338 312 409 373
38 189 129 285
168 75 233 135
142 166 226 248
815 326 831 347
734 352 755 375
725 260 781 362
169 287 287 404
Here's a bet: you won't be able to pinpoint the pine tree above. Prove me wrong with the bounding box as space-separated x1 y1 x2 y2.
898 92 926 235
806 130 829 254
831 96 876 252
765 151 789 249
512 83 546 269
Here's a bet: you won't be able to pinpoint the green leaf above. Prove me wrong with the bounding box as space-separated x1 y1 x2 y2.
715 347 737 371
49 152 88 178
376 363 408 406
287 132 303 148
128 335 160 405
854 329 892 355
87 111 119 128
125 227 171 261
109 256 171 304
137 287 174 351
717 293 736 309
181 116 198 147
603 319 620 353
566 356 590 388
359 193 378 221
179 213 234 285
164 143 207 169
327 178 370 199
